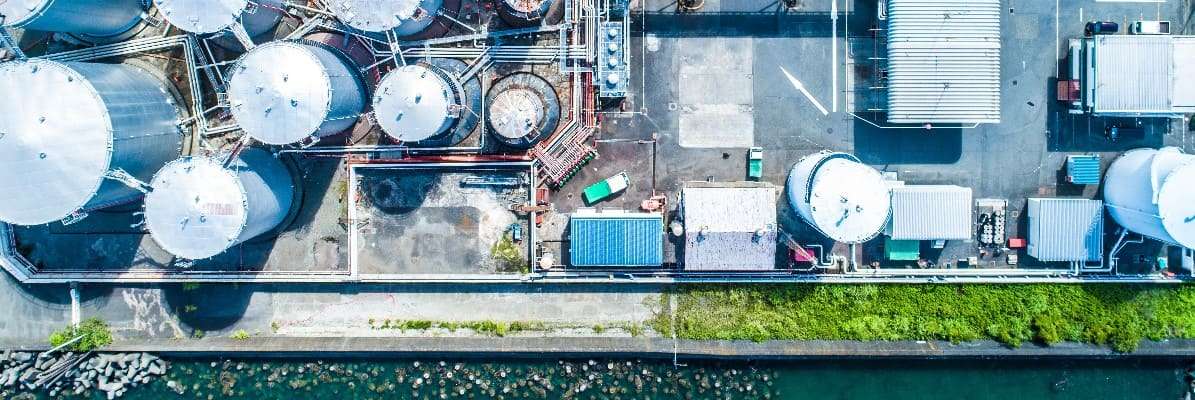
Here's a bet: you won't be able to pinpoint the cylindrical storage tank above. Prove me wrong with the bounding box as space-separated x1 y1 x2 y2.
144 148 294 260
226 41 367 145
0 59 181 226
486 72 561 149
327 0 443 37
786 151 891 243
374 63 464 143
154 0 283 37
496 0 554 27
0 0 144 39
1103 147 1195 249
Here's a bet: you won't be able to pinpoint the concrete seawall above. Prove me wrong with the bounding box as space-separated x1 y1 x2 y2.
5 338 1195 360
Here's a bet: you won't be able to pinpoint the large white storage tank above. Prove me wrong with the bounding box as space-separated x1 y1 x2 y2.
153 0 284 37
373 63 464 143
786 151 892 243
0 0 144 39
226 41 367 145
1103 147 1195 249
327 0 443 37
0 59 182 226
144 148 294 260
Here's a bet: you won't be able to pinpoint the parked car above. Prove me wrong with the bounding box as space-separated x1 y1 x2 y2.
1085 21 1119 35
1131 21 1170 35
1105 122 1144 142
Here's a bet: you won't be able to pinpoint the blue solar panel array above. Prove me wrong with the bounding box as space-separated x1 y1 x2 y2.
569 215 663 267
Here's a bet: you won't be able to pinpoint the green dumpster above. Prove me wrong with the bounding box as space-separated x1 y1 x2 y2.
885 238 920 261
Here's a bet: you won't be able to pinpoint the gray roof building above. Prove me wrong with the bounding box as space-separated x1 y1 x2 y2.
886 0 1002 124
681 182 778 271
1082 35 1195 117
1027 198 1104 262
886 185 973 241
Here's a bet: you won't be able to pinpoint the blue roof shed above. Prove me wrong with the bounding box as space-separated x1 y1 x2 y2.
1066 155 1101 185
569 212 664 267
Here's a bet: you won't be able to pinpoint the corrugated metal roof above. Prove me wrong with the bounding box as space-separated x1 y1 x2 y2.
1090 35 1173 115
887 185 973 240
1175 38 1195 111
569 213 663 267
886 0 1002 124
682 184 778 270
1027 198 1103 262
1066 155 1101 185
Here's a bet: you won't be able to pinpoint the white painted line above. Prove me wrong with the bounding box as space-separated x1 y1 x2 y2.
1093 0 1162 3
1055 0 1060 76
780 66 830 116
831 0 839 113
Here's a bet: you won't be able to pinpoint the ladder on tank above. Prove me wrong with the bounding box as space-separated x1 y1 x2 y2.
0 26 27 60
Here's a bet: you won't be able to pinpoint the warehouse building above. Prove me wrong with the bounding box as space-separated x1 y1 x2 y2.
680 182 778 271
886 0 1002 124
1027 198 1104 263
1076 35 1195 117
885 185 973 241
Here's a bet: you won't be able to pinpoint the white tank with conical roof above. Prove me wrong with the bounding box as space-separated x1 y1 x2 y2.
373 63 463 143
144 148 294 260
327 0 443 37
1103 147 1195 249
226 41 367 145
0 0 144 39
0 59 182 226
154 0 284 37
786 151 892 243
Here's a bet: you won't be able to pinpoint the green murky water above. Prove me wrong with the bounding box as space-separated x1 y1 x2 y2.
12 357 1191 399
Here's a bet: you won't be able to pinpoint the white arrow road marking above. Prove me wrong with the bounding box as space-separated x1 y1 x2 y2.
780 66 830 116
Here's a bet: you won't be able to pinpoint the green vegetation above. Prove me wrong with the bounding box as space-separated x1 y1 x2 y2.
230 330 252 340
651 284 1195 352
48 318 113 352
370 319 548 337
490 236 529 274
182 282 201 292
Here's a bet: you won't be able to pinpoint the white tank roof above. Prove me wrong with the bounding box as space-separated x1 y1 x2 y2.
328 0 423 32
806 158 891 243
1104 147 1195 249
0 60 113 225
154 0 249 34
489 88 546 139
373 64 456 142
1157 164 1195 248
227 42 337 145
0 0 51 26
144 155 249 260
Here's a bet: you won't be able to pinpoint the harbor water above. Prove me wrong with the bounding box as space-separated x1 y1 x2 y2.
15 357 1189 399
